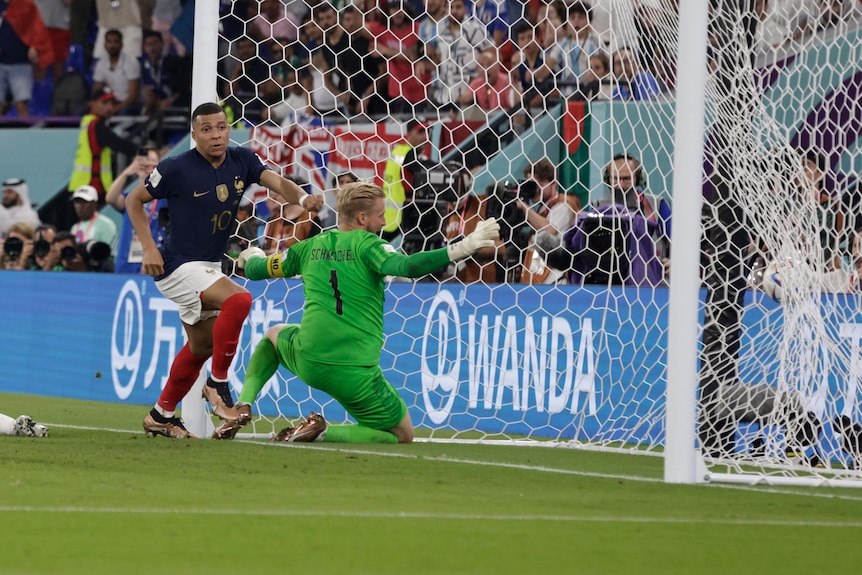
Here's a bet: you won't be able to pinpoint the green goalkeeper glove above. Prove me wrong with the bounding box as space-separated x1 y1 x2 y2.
237 246 266 269
446 217 500 262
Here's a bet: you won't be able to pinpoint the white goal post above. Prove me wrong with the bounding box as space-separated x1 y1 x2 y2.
177 0 862 487
663 0 708 485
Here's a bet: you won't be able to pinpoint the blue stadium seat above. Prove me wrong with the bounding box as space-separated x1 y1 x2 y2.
29 78 54 117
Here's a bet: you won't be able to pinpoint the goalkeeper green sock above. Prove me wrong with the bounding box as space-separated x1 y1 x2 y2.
239 338 280 404
324 424 398 444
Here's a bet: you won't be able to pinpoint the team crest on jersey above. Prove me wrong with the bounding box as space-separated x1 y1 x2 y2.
216 184 229 202
234 177 244 192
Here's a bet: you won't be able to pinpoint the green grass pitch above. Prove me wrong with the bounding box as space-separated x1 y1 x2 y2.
1 392 860 574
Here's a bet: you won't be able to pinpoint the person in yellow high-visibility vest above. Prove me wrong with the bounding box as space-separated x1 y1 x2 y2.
68 87 140 206
380 119 428 247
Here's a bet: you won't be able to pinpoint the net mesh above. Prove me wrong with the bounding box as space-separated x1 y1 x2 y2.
208 0 862 481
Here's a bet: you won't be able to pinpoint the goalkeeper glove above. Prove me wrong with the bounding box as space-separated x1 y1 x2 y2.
446 217 500 262
237 246 266 269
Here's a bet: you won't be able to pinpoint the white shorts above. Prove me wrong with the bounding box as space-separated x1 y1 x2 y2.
155 261 224 325
0 64 33 103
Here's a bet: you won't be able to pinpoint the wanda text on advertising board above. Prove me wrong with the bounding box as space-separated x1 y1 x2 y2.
1 272 859 445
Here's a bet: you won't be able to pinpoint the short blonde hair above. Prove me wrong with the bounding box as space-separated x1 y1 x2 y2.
6 222 34 240
336 181 384 221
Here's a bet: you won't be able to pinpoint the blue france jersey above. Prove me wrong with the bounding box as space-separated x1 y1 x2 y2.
145 146 269 279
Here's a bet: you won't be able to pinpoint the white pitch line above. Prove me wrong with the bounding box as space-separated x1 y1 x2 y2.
43 423 862 503
0 505 859 528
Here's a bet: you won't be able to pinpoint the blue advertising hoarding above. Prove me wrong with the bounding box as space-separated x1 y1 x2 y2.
1 271 859 448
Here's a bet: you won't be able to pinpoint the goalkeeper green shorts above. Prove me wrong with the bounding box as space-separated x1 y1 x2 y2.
275 325 407 431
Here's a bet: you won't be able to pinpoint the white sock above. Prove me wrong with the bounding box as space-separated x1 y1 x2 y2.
154 405 175 418
0 413 19 436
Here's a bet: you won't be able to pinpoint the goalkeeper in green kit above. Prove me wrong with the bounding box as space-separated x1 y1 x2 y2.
223 181 500 443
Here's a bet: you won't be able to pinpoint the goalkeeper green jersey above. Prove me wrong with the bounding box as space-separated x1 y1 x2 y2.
245 229 450 366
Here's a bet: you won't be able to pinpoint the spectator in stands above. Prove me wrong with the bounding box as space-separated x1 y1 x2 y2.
342 6 386 116
70 184 118 248
318 4 376 117
0 0 53 118
168 0 195 56
2 177 41 230
367 1 427 117
469 0 510 48
418 0 446 65
756 148 843 275
431 0 493 116
511 21 556 109
151 0 183 56
228 192 258 256
140 30 177 116
249 0 300 45
67 87 140 207
33 0 71 85
0 221 34 270
0 199 10 236
299 5 346 118
564 153 671 286
260 188 321 256
819 0 862 31
547 1 602 98
304 48 345 118
105 148 164 274
459 49 520 120
611 46 660 101
264 51 311 124
94 0 142 61
750 0 818 57
633 0 678 90
381 119 429 249
92 29 141 115
515 158 581 284
574 50 612 101
801 149 843 270
223 35 271 124
320 171 358 231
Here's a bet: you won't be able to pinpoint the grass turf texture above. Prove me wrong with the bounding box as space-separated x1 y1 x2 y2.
1 392 861 575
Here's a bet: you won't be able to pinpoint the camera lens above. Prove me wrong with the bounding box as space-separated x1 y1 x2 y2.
85 240 111 262
4 237 23 258
61 245 78 261
519 180 539 202
33 239 51 258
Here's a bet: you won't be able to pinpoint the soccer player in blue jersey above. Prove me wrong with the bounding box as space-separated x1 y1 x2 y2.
126 101 324 439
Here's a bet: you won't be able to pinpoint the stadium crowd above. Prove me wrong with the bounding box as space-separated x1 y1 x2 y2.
1 0 860 285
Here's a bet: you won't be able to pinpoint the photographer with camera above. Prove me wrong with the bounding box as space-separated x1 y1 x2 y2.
381 120 429 251
1 222 35 270
37 230 114 273
1 223 58 271
564 153 671 286
513 158 582 284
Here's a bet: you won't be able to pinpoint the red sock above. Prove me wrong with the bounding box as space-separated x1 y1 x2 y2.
157 343 209 412
210 292 253 381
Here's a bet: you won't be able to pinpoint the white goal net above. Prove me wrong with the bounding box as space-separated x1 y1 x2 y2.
196 0 862 484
